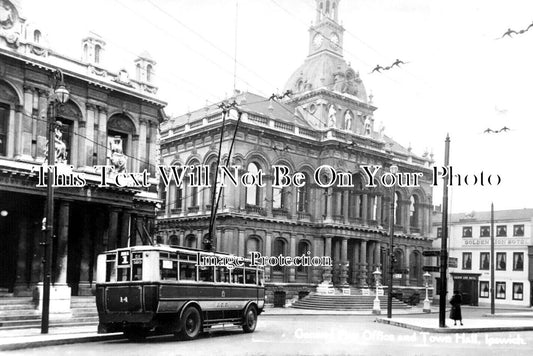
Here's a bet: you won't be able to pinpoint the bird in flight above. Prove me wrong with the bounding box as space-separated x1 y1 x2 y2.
498 126 510 132
370 64 384 73
484 128 494 133
391 59 405 68
501 28 518 38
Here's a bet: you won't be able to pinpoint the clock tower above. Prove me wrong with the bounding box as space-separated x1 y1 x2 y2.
308 0 344 57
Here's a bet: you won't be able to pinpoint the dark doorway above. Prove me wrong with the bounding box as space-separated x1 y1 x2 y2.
452 273 480 306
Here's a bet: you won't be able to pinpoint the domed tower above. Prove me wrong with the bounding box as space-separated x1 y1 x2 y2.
284 0 376 136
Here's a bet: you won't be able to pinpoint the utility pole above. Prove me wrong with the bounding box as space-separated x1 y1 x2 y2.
439 134 450 328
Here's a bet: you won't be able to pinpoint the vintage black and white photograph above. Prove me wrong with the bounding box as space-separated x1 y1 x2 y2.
1 0 533 355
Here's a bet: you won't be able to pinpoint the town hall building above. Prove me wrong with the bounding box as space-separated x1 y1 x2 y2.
157 0 434 300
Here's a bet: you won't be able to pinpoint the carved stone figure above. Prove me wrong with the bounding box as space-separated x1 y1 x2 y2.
0 1 14 29
363 116 372 135
45 121 67 164
328 105 337 127
108 136 127 173
344 110 353 131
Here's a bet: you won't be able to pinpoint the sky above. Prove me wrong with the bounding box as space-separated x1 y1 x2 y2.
19 0 533 214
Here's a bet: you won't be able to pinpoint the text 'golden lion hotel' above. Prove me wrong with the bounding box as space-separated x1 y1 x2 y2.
157 0 435 301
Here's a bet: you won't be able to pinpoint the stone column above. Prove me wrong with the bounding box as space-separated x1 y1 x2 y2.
14 105 24 159
312 236 322 283
325 189 333 222
352 241 360 285
107 209 120 249
361 194 368 224
21 85 34 158
79 211 94 295
97 106 108 165
238 230 245 257
36 90 48 161
404 245 411 286
138 118 148 172
359 240 368 286
148 121 157 176
343 190 349 224
339 237 349 286
265 175 273 217
120 210 131 247
14 214 29 294
132 134 139 173
265 232 272 282
374 242 381 270
84 103 97 168
322 236 333 283
376 195 382 224
289 235 296 282
55 201 70 285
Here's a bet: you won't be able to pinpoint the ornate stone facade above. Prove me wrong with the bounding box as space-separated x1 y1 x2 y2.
0 0 166 297
157 0 433 300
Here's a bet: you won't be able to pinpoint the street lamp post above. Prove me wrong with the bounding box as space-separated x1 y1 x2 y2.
41 69 69 334
387 164 398 319
372 267 382 315
423 271 431 313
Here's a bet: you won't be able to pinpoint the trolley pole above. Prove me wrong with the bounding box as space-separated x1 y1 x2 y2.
439 134 450 328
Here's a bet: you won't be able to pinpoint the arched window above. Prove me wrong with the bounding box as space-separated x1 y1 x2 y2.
245 236 261 257
146 64 153 83
83 44 88 61
349 174 363 219
393 249 403 273
297 240 311 273
95 44 101 63
185 234 196 248
169 235 179 246
410 250 422 285
174 182 183 212
296 173 310 213
410 195 419 228
326 0 330 16
245 162 261 205
34 30 41 43
107 114 135 171
272 238 286 271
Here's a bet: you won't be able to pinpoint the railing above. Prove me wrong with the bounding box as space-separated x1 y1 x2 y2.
273 121 295 132
272 208 290 218
299 127 319 139
247 114 268 125
297 212 312 220
171 208 182 214
187 206 200 213
245 204 266 216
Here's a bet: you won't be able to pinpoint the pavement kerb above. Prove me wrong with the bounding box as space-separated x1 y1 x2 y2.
0 333 125 351
375 317 533 334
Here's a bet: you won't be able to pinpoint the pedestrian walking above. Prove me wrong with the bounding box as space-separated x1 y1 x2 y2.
450 291 463 326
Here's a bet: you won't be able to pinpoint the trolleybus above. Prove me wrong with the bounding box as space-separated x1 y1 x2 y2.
95 245 265 340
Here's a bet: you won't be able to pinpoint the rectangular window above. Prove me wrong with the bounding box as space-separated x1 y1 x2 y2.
198 265 214 282
496 252 506 271
160 259 178 280
513 282 524 301
179 262 196 281
272 187 284 209
462 226 472 238
496 225 507 237
513 225 524 237
496 282 506 299
480 226 490 237
480 252 490 270
232 267 244 284
132 253 143 281
462 252 472 270
244 268 257 285
480 281 489 298
513 252 524 271
216 266 231 283
0 104 8 156
106 253 117 282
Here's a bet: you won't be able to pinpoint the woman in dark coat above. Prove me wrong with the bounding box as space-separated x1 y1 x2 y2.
450 291 463 326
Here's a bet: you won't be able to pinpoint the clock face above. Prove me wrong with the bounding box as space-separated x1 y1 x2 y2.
313 34 323 49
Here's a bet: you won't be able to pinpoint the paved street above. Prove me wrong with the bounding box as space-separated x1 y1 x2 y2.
4 313 533 356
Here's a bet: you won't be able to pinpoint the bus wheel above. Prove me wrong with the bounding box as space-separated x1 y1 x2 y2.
242 305 257 333
179 306 202 340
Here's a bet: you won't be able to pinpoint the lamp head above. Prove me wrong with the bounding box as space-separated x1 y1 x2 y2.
389 165 398 174
54 84 70 104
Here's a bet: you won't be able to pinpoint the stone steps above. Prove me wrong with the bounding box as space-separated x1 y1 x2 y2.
0 296 99 330
291 292 411 310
